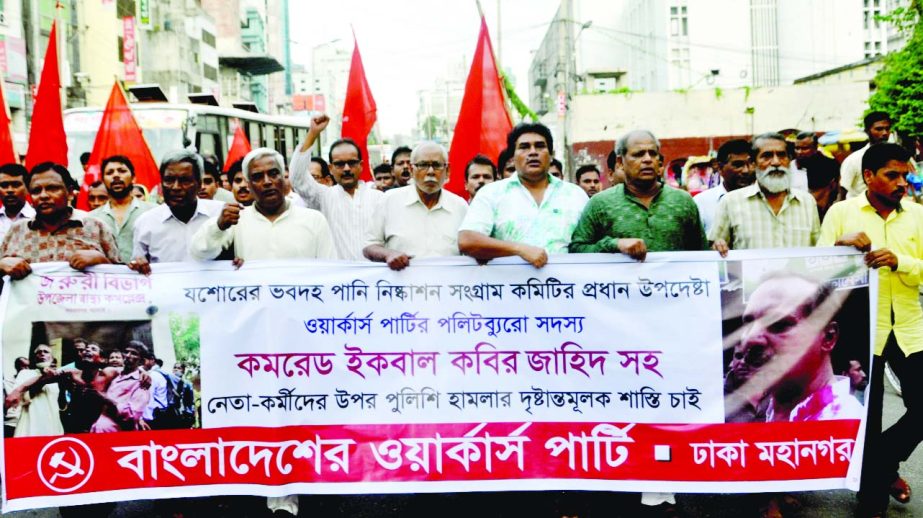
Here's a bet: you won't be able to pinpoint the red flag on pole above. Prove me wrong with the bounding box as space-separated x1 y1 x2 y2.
76 82 159 210
224 121 252 172
341 33 377 181
0 79 17 165
447 16 513 199
25 20 67 170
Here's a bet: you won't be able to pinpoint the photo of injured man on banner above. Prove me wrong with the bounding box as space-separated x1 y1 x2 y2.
720 255 871 424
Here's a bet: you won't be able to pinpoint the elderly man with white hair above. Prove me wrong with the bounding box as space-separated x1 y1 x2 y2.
363 141 468 270
128 150 225 273
189 147 336 262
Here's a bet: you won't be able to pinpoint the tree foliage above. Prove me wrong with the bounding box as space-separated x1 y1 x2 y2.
869 0 923 137
169 312 200 366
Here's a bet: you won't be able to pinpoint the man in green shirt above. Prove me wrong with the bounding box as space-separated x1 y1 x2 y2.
570 129 706 260
88 155 155 263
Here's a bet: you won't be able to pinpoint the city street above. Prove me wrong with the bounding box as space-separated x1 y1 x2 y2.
6 384 919 518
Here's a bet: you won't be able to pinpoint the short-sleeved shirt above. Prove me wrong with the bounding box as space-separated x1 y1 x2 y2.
458 173 588 253
364 185 468 258
708 183 820 249
0 213 121 264
570 183 707 253
839 145 869 199
88 198 155 263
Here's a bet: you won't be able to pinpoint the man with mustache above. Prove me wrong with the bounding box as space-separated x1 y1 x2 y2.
458 123 588 268
226 159 254 207
363 142 467 270
464 154 497 199
839 111 892 200
0 164 35 242
88 155 155 263
128 150 224 272
818 143 922 518
711 133 820 255
0 163 120 280
289 114 384 260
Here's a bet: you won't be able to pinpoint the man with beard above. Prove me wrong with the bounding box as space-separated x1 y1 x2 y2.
129 150 224 272
459 123 588 268
363 142 467 269
818 143 922 518
464 154 497 199
694 139 754 234
840 111 892 199
0 163 120 279
289 115 384 260
88 155 155 263
711 133 820 254
391 146 413 188
0 164 35 242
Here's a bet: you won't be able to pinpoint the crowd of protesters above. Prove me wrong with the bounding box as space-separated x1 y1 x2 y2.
0 109 920 518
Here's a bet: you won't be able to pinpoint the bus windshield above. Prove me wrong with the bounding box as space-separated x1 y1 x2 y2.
63 108 188 181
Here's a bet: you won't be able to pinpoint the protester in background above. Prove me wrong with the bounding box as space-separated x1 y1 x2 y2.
548 158 564 180
391 146 413 188
818 143 922 518
712 133 820 254
288 114 383 261
309 156 334 187
575 164 602 197
805 155 841 222
227 159 254 207
0 164 35 242
80 152 91 174
694 139 754 234
792 131 837 192
840 111 892 199
132 184 148 201
464 154 497 200
107 349 124 368
458 123 588 268
364 142 467 270
497 147 516 178
200 160 235 202
90 341 150 432
373 163 396 191
0 163 120 280
682 155 719 196
86 180 110 211
88 155 155 263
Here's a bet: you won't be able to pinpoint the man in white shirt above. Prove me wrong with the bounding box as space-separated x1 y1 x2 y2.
363 142 467 269
289 114 384 261
694 139 754 235
129 150 224 272
839 111 892 199
0 164 35 242
190 147 336 517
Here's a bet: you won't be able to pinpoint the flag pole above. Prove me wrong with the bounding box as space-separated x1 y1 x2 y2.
473 0 513 119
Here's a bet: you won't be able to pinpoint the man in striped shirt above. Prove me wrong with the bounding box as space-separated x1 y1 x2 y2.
289 114 384 261
711 132 820 254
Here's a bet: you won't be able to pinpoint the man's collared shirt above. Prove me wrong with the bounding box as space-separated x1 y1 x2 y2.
0 204 35 242
132 199 225 263
765 376 864 422
0 212 120 263
459 173 588 254
142 368 169 421
88 197 155 263
818 195 923 356
709 183 820 249
693 184 727 235
839 145 869 199
290 146 384 260
190 201 337 261
570 183 706 253
364 185 468 258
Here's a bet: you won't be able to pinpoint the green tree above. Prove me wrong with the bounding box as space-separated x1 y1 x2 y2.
169 312 200 365
868 0 923 137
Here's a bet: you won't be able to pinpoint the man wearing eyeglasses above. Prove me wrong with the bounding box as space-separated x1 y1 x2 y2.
289 114 384 260
363 142 467 270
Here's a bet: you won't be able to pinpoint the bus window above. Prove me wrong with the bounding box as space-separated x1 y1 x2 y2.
283 127 294 160
263 123 276 150
247 121 261 148
197 132 219 160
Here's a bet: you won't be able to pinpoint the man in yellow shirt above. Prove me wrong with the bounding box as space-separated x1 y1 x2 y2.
817 143 922 518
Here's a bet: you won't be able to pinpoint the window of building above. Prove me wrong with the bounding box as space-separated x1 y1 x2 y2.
201 29 216 48
116 0 136 19
203 64 218 82
670 5 688 37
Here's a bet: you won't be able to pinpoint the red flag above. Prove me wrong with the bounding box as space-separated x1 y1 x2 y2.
0 79 17 165
447 16 513 198
76 82 159 210
223 122 252 172
341 34 377 181
25 21 67 170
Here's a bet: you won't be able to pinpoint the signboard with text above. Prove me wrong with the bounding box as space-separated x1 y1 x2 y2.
0 250 874 511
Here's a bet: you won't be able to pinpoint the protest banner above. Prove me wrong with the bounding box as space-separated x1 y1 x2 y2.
0 249 874 511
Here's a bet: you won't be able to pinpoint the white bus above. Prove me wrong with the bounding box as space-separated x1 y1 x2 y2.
63 102 313 182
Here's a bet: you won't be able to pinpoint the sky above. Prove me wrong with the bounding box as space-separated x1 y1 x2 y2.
288 0 560 137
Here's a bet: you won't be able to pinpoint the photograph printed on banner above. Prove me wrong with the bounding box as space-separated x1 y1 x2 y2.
720 255 871 424
3 316 199 438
